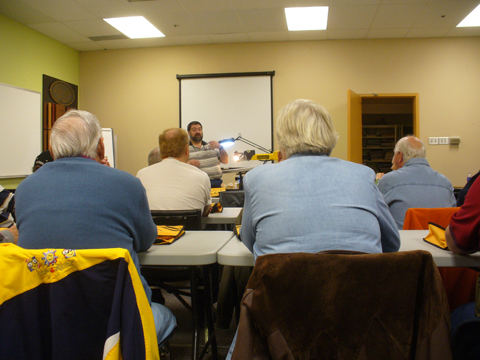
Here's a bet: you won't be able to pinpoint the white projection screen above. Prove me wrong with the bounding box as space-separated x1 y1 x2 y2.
178 72 274 169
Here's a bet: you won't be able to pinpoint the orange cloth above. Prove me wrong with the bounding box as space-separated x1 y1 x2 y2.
403 207 477 312
403 207 460 230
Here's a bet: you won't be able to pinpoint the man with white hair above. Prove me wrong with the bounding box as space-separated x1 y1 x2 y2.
240 99 400 259
378 135 456 229
15 110 176 347
226 99 400 359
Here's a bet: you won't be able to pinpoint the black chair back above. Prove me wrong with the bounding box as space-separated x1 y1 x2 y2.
151 209 202 230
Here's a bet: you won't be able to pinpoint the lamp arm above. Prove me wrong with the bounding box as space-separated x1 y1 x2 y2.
235 134 271 153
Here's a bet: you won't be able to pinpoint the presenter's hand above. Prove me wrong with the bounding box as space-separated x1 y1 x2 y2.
208 141 222 150
188 159 201 168
376 172 384 181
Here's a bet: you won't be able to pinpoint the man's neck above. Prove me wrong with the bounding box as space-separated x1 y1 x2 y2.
190 139 203 148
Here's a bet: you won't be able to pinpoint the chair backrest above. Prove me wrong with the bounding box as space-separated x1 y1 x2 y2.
232 250 452 360
219 190 245 208
0 243 159 360
403 207 460 230
151 209 202 230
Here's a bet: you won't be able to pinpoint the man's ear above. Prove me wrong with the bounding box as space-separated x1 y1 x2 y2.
96 137 105 162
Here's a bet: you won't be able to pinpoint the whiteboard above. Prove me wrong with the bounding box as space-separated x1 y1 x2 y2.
178 72 274 169
0 83 41 178
102 128 116 168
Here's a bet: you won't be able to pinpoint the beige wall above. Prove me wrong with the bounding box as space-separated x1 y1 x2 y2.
80 37 480 187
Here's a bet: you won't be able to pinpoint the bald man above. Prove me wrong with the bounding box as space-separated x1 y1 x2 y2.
377 136 456 229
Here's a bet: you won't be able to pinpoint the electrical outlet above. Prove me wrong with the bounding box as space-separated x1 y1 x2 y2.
449 136 461 145
428 137 438 145
439 137 449 145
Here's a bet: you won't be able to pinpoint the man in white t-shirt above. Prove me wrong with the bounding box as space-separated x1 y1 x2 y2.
137 128 212 217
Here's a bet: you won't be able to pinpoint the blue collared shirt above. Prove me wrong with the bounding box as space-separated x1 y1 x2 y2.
240 154 400 260
378 158 456 229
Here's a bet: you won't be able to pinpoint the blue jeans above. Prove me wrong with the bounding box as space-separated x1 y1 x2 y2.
152 302 177 346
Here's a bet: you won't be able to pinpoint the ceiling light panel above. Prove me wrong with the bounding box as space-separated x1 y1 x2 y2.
457 4 480 27
104 16 165 38
285 6 329 31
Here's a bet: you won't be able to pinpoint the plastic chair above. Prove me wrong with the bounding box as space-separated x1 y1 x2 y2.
0 243 159 360
403 207 478 312
151 209 203 230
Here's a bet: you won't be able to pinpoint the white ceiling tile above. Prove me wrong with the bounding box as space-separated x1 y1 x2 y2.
0 0 478 51
144 11 205 37
209 33 250 44
236 8 286 32
129 0 186 13
63 19 122 37
247 31 289 42
94 38 143 50
406 27 450 38
27 22 90 43
178 0 233 12
73 0 139 18
367 28 409 38
129 36 178 47
327 28 369 40
25 0 97 21
190 10 245 34
0 0 56 24
328 4 378 30
446 26 480 37
67 41 105 51
170 34 213 45
413 1 479 28
371 3 429 28
287 30 328 41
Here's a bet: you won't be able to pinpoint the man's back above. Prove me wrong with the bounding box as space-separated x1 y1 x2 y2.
240 155 400 259
378 158 456 229
15 157 157 298
137 157 211 211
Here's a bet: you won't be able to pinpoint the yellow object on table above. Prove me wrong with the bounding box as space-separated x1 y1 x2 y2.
155 225 185 245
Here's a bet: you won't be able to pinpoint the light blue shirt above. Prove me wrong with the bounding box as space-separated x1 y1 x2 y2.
240 154 400 260
377 158 456 229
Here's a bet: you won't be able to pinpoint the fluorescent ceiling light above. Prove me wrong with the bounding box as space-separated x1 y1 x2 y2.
285 6 328 31
104 16 164 38
457 4 480 27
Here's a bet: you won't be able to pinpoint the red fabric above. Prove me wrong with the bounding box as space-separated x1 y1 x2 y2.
449 178 480 252
403 206 476 312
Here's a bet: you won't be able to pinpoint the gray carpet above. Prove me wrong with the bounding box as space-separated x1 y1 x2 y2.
162 289 237 360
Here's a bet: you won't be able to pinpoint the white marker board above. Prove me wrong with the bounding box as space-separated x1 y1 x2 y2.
178 72 274 169
102 128 116 168
0 83 41 178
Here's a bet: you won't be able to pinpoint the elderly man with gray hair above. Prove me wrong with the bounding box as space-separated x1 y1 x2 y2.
15 109 176 347
378 135 456 229
240 99 400 260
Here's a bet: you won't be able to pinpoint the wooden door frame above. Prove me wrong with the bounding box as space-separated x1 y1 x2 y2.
348 91 419 164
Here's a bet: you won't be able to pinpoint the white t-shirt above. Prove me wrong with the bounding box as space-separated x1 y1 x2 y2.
136 158 211 211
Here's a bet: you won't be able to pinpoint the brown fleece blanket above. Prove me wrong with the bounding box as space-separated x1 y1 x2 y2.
232 250 452 360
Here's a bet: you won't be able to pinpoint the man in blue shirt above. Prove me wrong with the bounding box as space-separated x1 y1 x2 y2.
240 99 400 260
15 110 176 347
378 136 456 229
